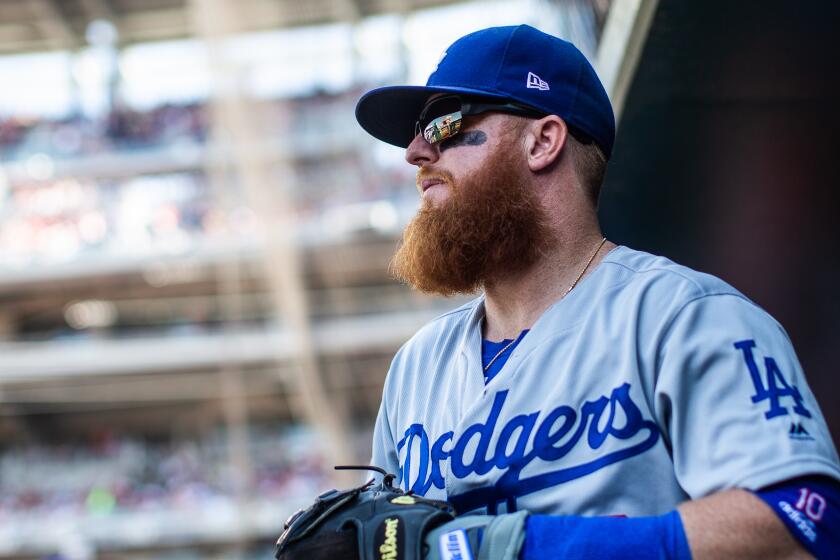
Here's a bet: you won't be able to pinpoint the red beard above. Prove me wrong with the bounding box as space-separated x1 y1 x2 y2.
390 148 553 296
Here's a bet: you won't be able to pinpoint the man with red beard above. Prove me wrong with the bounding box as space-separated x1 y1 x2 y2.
355 25 839 559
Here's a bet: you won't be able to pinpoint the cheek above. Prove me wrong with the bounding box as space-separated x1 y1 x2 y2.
439 152 483 181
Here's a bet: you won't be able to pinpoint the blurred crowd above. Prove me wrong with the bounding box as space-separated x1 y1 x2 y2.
0 173 231 267
0 91 415 268
0 104 207 160
0 92 364 161
0 426 327 520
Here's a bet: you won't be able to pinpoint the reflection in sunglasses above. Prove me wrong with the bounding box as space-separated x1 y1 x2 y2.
423 111 463 144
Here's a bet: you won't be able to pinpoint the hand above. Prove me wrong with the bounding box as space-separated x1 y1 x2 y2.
424 511 528 560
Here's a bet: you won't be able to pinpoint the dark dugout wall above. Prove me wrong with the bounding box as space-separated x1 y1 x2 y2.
599 0 840 445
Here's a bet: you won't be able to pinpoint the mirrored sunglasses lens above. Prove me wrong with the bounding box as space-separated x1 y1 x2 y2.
423 111 462 144
419 97 462 128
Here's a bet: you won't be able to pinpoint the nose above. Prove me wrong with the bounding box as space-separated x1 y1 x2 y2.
405 133 439 167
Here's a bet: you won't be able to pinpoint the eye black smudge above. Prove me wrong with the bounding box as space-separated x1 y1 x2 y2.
439 130 487 152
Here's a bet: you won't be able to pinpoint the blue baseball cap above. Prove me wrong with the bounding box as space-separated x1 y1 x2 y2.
355 25 616 158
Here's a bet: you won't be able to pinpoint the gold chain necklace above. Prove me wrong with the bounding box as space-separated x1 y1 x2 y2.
483 237 608 373
562 236 607 299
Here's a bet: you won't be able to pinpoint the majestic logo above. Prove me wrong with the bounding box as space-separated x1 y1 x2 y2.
526 72 549 90
734 340 812 420
396 383 659 514
789 422 813 441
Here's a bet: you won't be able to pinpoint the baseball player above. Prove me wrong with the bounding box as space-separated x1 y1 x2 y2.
355 25 840 559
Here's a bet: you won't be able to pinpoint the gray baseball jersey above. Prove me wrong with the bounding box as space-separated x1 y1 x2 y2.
371 246 840 516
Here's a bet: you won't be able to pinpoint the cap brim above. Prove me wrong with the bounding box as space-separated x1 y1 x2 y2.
355 85 510 148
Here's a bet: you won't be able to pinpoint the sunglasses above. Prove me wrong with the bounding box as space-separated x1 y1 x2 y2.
414 94 594 146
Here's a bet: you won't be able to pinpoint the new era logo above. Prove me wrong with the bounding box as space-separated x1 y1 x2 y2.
526 72 549 91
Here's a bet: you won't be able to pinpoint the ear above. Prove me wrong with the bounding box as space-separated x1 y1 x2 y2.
523 115 568 172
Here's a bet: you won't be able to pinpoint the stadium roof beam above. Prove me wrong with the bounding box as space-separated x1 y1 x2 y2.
0 0 467 55
27 0 81 51
595 0 658 121
191 0 361 479
339 0 364 21
79 0 117 21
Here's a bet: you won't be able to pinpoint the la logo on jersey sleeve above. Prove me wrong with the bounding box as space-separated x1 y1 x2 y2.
734 340 813 435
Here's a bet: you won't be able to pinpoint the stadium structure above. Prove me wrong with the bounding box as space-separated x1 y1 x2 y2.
0 0 621 558
3 0 837 558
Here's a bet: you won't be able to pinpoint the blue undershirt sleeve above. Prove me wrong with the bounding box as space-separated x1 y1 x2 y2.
521 510 692 560
519 476 840 559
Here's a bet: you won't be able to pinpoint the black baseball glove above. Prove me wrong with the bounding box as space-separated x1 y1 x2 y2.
275 466 456 560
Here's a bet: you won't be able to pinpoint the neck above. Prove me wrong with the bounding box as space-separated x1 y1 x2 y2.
482 230 614 341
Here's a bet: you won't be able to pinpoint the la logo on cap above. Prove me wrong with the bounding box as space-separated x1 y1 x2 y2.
434 50 448 73
526 72 549 91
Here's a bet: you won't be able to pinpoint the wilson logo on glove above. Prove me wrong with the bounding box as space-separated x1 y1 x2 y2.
275 465 455 560
376 517 403 560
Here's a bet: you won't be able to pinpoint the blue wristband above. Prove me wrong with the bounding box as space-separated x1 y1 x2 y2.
754 475 840 559
522 510 692 560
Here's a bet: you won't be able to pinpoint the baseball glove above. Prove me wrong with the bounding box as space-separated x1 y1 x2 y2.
275 465 456 560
